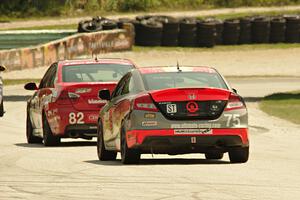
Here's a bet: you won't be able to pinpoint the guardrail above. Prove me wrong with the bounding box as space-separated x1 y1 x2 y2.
0 24 134 71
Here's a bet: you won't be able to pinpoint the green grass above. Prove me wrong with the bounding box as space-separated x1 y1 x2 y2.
4 79 40 86
260 91 300 124
133 43 300 52
202 9 300 20
4 24 78 31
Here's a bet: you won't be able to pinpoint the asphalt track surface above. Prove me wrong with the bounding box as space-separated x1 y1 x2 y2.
0 78 300 200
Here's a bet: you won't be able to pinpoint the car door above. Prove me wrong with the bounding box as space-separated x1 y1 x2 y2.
102 74 129 150
32 64 57 133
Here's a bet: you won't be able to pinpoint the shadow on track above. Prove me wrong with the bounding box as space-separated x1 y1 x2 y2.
4 95 31 102
15 141 96 148
85 158 230 166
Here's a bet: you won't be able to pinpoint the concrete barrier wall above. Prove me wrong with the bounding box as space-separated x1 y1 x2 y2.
0 24 134 71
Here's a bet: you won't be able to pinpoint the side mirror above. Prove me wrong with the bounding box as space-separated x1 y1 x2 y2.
24 82 38 91
0 65 6 72
99 89 111 101
232 88 238 94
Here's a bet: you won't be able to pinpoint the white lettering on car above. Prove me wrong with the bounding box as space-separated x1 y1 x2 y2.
224 114 241 127
69 112 84 124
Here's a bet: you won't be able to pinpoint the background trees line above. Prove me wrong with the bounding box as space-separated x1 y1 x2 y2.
1 0 300 17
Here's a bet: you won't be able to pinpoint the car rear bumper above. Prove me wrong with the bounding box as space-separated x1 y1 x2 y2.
126 128 249 154
63 124 98 138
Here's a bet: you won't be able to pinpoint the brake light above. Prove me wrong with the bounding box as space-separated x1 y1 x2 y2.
225 93 245 111
133 94 158 112
56 90 80 105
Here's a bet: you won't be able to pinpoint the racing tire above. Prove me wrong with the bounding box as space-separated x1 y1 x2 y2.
42 113 60 146
26 113 43 144
205 152 224 160
121 126 140 164
97 121 117 161
229 147 249 163
0 100 4 117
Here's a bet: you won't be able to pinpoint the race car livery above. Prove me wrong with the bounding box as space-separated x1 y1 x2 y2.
25 58 136 146
97 66 249 164
0 65 6 117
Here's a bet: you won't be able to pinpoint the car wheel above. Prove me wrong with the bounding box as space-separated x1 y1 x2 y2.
121 126 140 164
0 100 4 117
26 113 42 144
229 147 249 163
42 113 60 146
97 121 117 161
205 152 224 160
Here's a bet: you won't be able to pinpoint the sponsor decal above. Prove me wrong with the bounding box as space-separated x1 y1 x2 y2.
191 137 197 143
142 121 158 127
174 129 212 135
88 114 98 121
186 101 199 113
88 99 107 104
166 104 177 114
188 94 197 100
171 123 221 129
144 113 156 119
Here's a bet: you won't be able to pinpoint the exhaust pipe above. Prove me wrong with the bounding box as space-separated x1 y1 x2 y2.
69 132 79 138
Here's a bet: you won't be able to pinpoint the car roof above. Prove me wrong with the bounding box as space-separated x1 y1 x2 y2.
137 66 217 74
58 58 136 67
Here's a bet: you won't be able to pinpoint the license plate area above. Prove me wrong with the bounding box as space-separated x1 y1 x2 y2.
174 129 212 135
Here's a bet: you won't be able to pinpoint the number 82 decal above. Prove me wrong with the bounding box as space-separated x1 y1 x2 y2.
69 112 84 124
224 114 241 127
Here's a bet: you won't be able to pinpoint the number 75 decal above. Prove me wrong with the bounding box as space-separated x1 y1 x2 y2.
224 114 241 127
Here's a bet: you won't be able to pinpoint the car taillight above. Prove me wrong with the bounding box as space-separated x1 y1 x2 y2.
133 94 158 112
56 90 80 105
225 93 245 111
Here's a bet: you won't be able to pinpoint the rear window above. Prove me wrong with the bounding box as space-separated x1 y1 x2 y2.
62 64 133 82
142 72 228 90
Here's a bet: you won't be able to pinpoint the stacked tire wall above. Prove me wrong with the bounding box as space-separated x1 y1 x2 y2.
78 15 300 48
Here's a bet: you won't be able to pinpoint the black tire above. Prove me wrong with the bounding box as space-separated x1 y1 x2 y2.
97 121 117 161
0 100 4 117
229 147 249 163
270 17 286 43
239 17 252 44
26 113 43 144
178 18 197 47
223 19 240 45
251 17 270 43
121 126 140 164
197 21 216 48
284 15 300 43
205 152 224 160
136 19 163 46
42 113 60 146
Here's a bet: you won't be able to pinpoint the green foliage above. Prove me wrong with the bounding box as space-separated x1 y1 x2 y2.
1 0 300 17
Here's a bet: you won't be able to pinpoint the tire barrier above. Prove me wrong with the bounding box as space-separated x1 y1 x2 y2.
223 19 240 45
159 17 180 47
136 19 163 46
197 20 216 47
78 16 118 33
251 17 270 43
77 14 300 47
239 17 252 44
270 17 286 43
178 18 197 47
284 15 300 43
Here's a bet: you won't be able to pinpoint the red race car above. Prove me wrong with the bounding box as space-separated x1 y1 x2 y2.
25 58 136 146
97 66 249 164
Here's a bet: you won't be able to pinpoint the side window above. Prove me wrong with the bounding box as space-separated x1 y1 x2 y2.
121 75 132 95
48 63 58 88
39 63 57 89
111 74 129 99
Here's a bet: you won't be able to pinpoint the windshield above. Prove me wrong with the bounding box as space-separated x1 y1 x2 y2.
142 72 228 90
62 64 133 82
